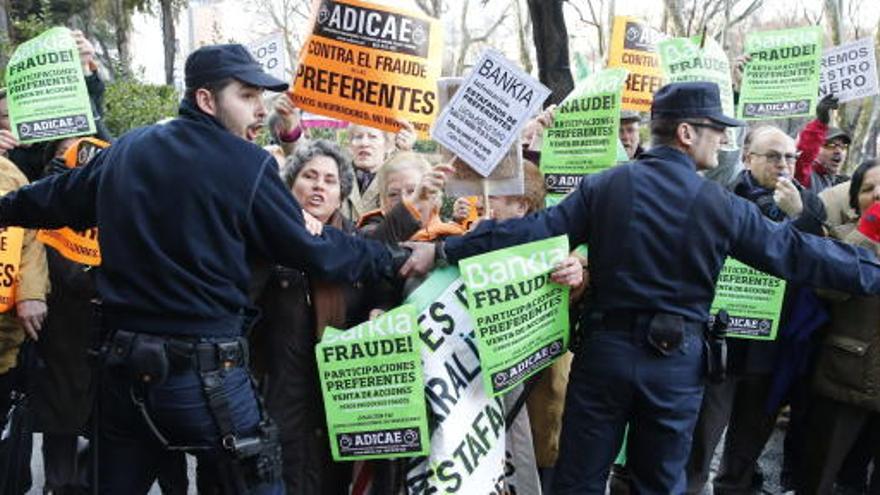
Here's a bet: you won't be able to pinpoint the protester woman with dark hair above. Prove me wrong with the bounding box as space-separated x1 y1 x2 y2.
248 138 360 495
251 141 452 494
802 158 880 493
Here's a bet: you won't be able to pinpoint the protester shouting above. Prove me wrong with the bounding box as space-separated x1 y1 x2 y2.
794 94 851 194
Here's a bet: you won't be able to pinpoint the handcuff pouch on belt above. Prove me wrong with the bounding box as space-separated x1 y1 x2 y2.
105 330 170 385
645 313 686 356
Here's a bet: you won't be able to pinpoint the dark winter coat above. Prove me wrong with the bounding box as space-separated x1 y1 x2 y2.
31 249 98 434
726 170 826 374
250 210 397 495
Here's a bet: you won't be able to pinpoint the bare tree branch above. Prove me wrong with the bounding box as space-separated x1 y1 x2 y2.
663 0 687 36
728 0 763 27
413 0 445 18
455 0 511 74
685 0 698 36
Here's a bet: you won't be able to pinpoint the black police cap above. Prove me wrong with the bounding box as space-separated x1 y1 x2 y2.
185 44 289 93
651 82 744 127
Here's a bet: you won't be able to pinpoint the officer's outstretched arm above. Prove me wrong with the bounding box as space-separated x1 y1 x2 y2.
442 176 593 263
729 195 880 295
246 162 403 283
0 150 104 230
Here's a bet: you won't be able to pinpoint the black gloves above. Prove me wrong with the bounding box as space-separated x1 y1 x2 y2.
816 94 839 125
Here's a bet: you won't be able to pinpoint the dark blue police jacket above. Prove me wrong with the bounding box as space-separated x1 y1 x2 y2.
0 100 396 336
445 145 880 322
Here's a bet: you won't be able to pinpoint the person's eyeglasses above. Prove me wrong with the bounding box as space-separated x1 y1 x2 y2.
822 141 849 151
749 151 800 164
684 121 727 133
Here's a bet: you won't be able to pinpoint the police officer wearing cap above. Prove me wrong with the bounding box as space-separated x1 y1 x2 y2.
425 81 880 493
0 44 433 494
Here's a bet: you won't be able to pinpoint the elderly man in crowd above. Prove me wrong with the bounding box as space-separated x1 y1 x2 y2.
686 126 827 494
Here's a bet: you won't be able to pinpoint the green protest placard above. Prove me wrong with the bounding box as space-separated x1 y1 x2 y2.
316 305 429 460
710 258 787 340
541 68 628 194
459 235 570 395
6 27 95 144
737 26 823 120
658 36 737 149
544 139 629 208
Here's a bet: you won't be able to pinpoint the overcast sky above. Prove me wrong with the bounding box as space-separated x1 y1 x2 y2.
130 0 880 85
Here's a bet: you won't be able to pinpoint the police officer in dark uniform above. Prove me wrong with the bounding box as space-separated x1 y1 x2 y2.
428 82 880 493
0 44 433 494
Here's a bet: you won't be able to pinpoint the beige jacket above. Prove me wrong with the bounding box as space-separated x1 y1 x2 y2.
526 352 573 467
342 174 382 222
819 180 858 239
0 156 49 373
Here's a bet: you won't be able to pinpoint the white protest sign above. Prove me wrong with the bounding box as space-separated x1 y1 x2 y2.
431 49 550 177
404 269 509 494
247 33 287 81
819 38 879 103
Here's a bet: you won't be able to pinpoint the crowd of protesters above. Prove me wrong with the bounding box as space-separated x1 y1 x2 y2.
0 24 878 495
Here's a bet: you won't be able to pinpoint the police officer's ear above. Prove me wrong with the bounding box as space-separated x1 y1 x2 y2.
676 122 696 147
195 88 218 117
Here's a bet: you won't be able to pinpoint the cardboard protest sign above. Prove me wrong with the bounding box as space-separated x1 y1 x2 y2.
0 227 24 312
316 305 429 460
6 27 96 144
404 268 510 493
541 68 628 193
658 35 737 149
710 258 787 340
459 236 570 395
607 16 666 112
292 0 443 137
820 37 879 103
436 77 524 197
36 137 107 266
738 26 823 120
431 49 550 177
246 32 287 81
